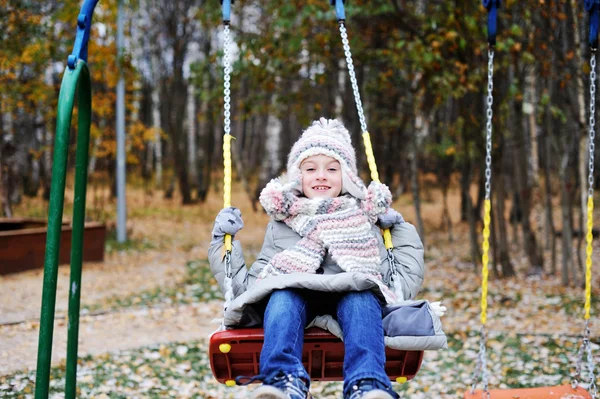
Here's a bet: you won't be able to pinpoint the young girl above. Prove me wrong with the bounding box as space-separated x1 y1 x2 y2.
209 118 425 399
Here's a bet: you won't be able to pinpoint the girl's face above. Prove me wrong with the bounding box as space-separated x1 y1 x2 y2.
300 154 342 199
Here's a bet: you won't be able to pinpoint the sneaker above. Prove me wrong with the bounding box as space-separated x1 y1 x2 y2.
248 372 311 399
344 378 400 399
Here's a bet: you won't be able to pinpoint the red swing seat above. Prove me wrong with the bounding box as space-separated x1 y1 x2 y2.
464 385 592 399
210 327 424 385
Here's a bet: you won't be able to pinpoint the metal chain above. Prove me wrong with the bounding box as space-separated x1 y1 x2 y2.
339 21 367 133
573 320 598 398
223 25 232 136
590 52 597 197
586 329 598 398
470 326 491 398
484 49 494 201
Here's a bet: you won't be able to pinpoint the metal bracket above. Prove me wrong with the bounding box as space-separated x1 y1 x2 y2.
331 0 346 22
482 0 500 46
221 0 233 23
67 0 100 70
586 0 600 49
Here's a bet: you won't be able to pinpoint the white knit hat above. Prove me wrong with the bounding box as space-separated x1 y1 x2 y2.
287 117 366 199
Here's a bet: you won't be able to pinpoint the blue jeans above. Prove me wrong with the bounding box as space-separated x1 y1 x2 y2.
260 289 390 393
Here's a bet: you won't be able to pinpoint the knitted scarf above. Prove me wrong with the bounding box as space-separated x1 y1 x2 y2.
258 177 396 302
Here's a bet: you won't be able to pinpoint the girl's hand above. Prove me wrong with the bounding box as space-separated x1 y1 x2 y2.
211 207 244 244
377 208 404 229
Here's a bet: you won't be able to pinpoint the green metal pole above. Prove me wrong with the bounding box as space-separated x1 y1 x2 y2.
34 61 91 399
65 62 92 399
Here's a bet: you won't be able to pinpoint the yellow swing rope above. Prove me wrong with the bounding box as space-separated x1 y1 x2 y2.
223 134 233 252
585 197 593 322
338 21 393 249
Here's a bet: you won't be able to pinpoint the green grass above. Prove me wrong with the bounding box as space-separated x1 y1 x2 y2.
104 229 158 254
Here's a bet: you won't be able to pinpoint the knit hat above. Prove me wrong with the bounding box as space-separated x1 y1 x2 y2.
287 117 366 200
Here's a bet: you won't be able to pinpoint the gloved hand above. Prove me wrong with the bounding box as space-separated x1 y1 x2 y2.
377 208 405 229
430 301 447 317
211 207 244 245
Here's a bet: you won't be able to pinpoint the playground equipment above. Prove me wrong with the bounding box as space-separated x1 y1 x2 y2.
208 0 425 386
30 0 596 397
33 1 99 398
464 1 596 398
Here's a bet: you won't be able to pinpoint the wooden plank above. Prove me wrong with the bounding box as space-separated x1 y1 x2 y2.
0 220 106 275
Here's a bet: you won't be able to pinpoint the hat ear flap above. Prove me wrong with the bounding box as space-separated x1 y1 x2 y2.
341 169 366 200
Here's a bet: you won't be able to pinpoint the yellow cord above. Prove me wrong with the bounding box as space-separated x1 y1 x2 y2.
480 199 491 325
362 132 380 183
362 131 393 249
223 134 233 251
585 196 594 320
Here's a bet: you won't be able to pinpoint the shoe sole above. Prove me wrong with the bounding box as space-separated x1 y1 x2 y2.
360 390 395 399
250 385 313 399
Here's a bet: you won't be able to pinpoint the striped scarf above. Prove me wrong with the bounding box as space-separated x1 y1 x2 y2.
258 177 395 301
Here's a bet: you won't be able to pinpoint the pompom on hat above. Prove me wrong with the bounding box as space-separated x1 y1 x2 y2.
287 117 367 199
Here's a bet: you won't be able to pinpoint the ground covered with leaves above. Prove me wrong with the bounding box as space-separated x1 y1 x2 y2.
1 185 598 398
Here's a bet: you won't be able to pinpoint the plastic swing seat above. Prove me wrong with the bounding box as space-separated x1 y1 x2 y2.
464 385 592 399
209 327 424 385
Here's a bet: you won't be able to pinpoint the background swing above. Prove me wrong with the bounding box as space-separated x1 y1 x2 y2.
208 0 425 386
464 1 597 398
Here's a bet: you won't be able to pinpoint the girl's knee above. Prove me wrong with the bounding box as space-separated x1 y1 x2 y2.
338 290 382 317
268 289 305 312
342 290 379 305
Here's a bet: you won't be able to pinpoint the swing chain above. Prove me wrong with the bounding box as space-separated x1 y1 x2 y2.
223 24 232 136
484 48 494 201
587 335 598 399
339 21 368 133
225 250 232 279
589 51 597 198
573 320 598 398
470 326 491 398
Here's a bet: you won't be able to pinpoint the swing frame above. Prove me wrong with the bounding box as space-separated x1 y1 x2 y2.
464 1 597 398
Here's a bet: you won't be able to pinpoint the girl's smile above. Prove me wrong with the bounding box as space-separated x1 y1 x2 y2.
300 154 343 199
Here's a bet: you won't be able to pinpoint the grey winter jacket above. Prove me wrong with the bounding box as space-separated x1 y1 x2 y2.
208 219 447 350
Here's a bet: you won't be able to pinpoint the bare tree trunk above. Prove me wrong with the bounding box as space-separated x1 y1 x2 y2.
525 65 546 274
570 0 588 275
151 49 163 189
88 119 104 175
197 37 215 203
410 119 425 247
495 170 515 277
187 82 197 187
0 157 11 217
0 104 13 216
559 149 575 285
252 111 271 211
511 61 544 274
467 184 481 270
489 194 499 278
440 182 453 242
544 107 557 275
0 128 12 217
